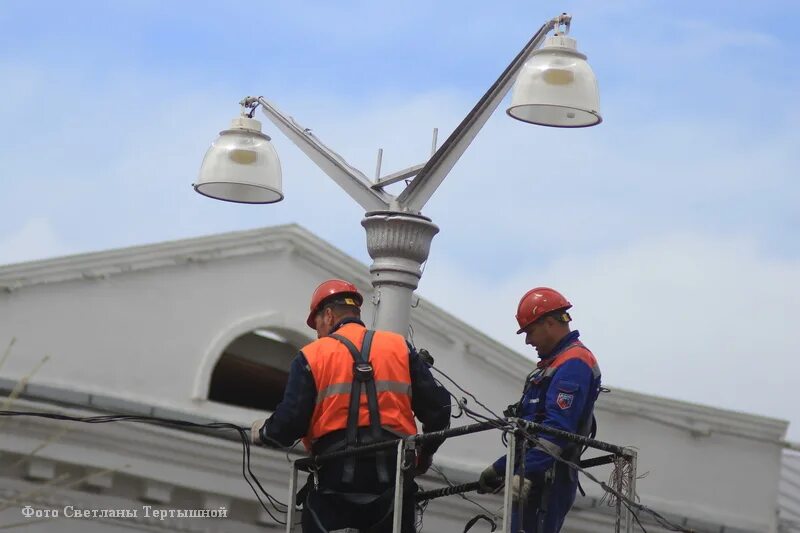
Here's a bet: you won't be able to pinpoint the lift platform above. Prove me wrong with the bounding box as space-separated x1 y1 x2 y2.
286 417 638 533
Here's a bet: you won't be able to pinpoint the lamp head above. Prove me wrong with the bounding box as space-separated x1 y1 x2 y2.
507 34 601 128
195 116 283 204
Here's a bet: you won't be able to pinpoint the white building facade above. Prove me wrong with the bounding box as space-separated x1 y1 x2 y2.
0 225 792 532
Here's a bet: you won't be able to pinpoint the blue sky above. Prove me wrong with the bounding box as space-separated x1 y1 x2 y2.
1 0 799 440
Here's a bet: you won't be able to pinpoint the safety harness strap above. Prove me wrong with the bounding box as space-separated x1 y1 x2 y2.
329 331 389 484
359 332 388 461
575 414 597 497
537 469 554 532
307 484 403 533
331 333 364 459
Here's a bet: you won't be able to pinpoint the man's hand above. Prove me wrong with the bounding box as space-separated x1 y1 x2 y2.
414 451 434 476
250 419 267 445
477 465 504 494
511 474 532 503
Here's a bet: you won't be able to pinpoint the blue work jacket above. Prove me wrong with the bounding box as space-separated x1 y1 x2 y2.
494 330 601 477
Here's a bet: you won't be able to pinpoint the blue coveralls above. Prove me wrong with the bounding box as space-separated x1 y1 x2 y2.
492 330 601 533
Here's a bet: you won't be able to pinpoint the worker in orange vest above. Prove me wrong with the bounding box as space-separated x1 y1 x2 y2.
251 279 451 532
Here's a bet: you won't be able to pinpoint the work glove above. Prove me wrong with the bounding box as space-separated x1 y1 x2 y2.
250 418 267 445
476 465 504 494
414 451 434 476
510 474 532 503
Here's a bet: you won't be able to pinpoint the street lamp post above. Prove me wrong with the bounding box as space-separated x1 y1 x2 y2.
195 13 601 336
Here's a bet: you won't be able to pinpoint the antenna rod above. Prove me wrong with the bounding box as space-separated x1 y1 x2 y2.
375 148 384 180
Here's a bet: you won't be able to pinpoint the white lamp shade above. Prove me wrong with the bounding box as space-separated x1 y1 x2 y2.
507 35 601 128
195 116 283 204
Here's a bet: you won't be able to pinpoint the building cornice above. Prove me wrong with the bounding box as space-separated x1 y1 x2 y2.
0 225 306 292
596 386 788 442
2 398 761 533
0 225 789 443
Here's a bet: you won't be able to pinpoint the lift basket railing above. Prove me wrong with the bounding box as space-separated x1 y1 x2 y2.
285 417 637 533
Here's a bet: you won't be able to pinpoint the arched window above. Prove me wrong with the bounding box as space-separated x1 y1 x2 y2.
208 329 301 411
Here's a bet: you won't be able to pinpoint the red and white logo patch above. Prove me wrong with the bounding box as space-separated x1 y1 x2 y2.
556 392 574 410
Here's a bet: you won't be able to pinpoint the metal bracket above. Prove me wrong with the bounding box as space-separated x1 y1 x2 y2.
371 163 425 189
251 96 394 212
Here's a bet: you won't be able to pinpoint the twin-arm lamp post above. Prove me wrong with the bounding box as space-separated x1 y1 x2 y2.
195 13 601 336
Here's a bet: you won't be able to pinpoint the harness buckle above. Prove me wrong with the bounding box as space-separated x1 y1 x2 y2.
352 362 374 382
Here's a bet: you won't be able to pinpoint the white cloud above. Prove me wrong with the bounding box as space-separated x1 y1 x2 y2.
1 0 798 444
676 19 778 50
419 232 800 440
0 218 71 265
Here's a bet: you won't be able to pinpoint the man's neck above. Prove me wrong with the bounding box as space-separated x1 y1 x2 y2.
540 329 580 361
329 316 365 334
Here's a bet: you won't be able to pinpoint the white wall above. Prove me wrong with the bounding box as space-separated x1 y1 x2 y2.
0 229 787 532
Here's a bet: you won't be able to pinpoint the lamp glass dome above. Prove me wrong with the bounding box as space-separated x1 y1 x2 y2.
195 116 283 204
507 35 601 128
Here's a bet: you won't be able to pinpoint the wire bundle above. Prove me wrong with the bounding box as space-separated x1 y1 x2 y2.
0 410 288 525
425 363 696 533
2 360 699 533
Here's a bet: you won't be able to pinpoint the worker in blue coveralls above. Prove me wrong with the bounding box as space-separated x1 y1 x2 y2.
477 287 601 533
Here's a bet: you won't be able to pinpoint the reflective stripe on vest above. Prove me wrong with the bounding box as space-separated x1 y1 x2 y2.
301 323 417 450
317 381 412 403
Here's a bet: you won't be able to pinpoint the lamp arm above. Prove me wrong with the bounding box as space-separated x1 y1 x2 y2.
252 96 392 212
396 15 564 213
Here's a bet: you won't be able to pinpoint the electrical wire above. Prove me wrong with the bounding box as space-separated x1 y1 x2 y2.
404 356 512 528
414 493 429 531
429 464 501 521
3 361 699 532
500 419 693 532
429 364 505 422
422 362 696 533
0 410 288 525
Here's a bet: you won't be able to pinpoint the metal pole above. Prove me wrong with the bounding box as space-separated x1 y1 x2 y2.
516 418 629 456
254 96 391 212
285 461 299 533
246 14 568 337
624 449 638 533
362 212 440 334
375 148 384 180
614 455 623 533
415 482 481 502
295 421 499 469
364 18 562 335
392 439 406 533
502 430 517 533
396 17 561 212
516 433 527 533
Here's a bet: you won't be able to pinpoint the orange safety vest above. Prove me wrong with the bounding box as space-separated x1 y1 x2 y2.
301 322 418 451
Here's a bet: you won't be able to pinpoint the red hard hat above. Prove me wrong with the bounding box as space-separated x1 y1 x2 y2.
306 279 363 329
515 287 572 334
